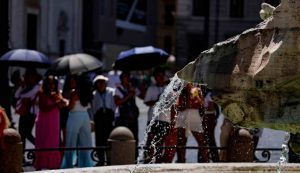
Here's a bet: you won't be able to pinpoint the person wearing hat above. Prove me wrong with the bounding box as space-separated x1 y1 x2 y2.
90 75 116 166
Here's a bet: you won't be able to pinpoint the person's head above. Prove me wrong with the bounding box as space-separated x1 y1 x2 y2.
120 71 131 86
42 75 59 95
93 75 108 92
153 67 166 86
11 70 22 86
24 69 41 86
179 82 191 98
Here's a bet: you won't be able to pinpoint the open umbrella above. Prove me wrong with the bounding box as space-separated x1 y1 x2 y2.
0 49 51 68
113 46 169 71
46 53 103 76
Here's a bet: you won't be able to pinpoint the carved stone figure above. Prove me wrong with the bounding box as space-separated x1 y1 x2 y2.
177 0 300 133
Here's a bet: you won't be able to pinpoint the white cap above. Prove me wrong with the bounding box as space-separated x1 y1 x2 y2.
93 75 108 84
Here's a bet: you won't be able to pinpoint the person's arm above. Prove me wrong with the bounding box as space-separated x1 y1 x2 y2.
20 84 40 99
14 86 23 99
38 92 59 112
55 92 68 109
175 91 187 111
113 88 133 106
114 95 131 106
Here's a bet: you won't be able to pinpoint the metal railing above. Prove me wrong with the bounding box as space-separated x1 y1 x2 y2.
23 146 282 167
23 146 110 166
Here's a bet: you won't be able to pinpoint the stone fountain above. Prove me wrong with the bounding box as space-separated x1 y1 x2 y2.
31 0 300 172
177 0 300 133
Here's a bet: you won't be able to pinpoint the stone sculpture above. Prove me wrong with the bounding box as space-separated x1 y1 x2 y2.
177 0 300 133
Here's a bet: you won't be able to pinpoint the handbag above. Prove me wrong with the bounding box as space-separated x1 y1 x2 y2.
16 98 32 115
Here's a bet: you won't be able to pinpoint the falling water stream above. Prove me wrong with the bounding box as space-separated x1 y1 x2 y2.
276 132 290 173
133 74 186 172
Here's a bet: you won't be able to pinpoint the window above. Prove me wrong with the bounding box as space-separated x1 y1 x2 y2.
192 0 206 17
59 40 65 57
187 34 206 62
230 0 244 18
82 0 94 49
164 35 172 54
164 5 175 26
116 0 147 32
26 13 37 49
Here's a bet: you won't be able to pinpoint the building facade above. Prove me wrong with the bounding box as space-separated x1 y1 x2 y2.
156 0 176 55
175 0 280 67
82 0 159 70
9 0 82 62
9 0 161 70
7 0 281 70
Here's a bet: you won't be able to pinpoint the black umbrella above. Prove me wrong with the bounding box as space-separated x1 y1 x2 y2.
0 49 51 68
46 53 103 76
113 46 169 71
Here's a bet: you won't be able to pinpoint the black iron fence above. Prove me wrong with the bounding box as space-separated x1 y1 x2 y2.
23 146 110 166
23 146 282 167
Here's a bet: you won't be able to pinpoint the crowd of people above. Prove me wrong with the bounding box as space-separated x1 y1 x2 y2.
2 66 268 170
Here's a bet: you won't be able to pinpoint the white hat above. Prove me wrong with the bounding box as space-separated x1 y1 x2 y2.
93 75 108 84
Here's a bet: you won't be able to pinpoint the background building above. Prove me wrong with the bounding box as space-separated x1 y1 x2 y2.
82 0 159 70
175 0 280 67
6 0 281 70
0 0 12 121
9 0 82 62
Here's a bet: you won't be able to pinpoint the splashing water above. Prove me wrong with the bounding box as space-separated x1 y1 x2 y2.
276 132 290 173
134 74 186 170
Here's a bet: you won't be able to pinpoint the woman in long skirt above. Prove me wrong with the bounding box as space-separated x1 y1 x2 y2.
35 75 67 170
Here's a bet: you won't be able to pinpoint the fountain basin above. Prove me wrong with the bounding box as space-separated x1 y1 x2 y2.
30 163 300 173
